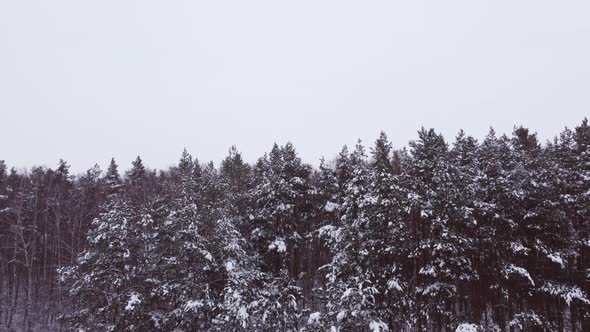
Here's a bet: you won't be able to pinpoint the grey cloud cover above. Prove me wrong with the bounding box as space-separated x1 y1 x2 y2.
0 0 589 172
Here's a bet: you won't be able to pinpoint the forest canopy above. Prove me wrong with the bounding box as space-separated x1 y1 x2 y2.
1 120 590 331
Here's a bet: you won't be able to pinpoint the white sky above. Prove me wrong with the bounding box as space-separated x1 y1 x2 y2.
1 1 589 173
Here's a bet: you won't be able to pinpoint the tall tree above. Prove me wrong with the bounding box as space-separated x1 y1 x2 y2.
105 158 122 196
364 132 411 330
324 140 388 331
407 128 477 331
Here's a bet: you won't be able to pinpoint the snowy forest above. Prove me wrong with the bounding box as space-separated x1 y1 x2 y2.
1 120 590 332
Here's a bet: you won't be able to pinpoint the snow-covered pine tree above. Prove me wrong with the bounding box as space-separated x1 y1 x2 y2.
221 146 252 194
187 161 260 331
361 132 411 330
212 210 262 331
501 126 560 330
570 119 590 329
303 157 340 330
128 156 146 182
147 149 220 330
249 142 312 331
324 140 388 331
407 128 477 331
539 128 590 331
60 195 155 331
0 160 7 213
450 130 482 326
12 122 590 330
316 146 354 256
76 164 106 244
315 157 340 232
471 129 525 330
220 146 254 235
126 156 149 205
105 158 123 196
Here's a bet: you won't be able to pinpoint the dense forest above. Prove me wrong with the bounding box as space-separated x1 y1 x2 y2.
1 120 590 332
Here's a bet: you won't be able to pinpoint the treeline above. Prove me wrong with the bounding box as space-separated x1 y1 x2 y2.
1 120 590 331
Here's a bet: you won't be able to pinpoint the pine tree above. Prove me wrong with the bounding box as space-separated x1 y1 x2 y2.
77 164 106 249
335 146 352 191
407 128 477 330
0 160 7 207
540 128 590 330
60 197 155 331
250 142 312 331
316 157 340 226
500 126 554 329
221 146 252 194
315 156 340 251
105 158 123 196
450 130 486 327
186 161 260 331
472 128 545 330
126 156 149 205
212 197 261 331
220 146 253 235
571 119 590 328
128 156 146 182
11 121 590 330
56 159 71 182
148 150 218 330
324 140 387 331
300 157 341 330
363 132 411 330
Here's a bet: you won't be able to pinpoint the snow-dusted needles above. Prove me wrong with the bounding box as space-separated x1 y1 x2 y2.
2 121 590 330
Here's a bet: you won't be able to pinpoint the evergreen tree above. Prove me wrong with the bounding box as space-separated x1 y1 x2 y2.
148 150 218 330
250 142 312 331
364 132 411 330
10 121 590 330
105 158 123 195
126 156 149 205
324 140 387 331
60 198 154 331
220 146 254 235
221 146 252 195
0 160 7 206
128 156 146 182
571 119 590 327
407 128 477 330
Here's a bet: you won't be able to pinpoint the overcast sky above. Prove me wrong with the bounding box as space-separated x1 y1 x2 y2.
1 1 589 173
